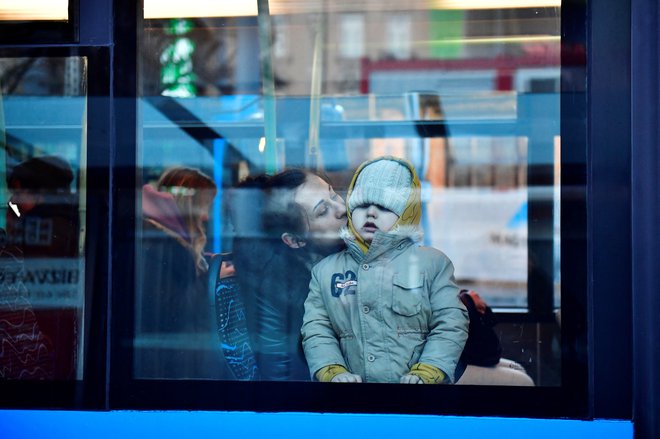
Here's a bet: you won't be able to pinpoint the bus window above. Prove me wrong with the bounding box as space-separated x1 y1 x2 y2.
134 3 564 388
0 56 88 380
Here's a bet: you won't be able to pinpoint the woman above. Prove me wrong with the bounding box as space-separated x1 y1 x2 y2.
138 166 228 379
229 169 347 381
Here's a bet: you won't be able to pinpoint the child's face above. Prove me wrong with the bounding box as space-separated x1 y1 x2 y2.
351 204 399 243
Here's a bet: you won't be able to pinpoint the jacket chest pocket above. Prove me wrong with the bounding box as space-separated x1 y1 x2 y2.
391 273 424 317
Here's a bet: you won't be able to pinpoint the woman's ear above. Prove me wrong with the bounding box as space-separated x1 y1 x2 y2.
281 232 307 249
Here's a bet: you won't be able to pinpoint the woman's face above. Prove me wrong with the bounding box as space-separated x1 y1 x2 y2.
196 197 212 224
293 174 347 249
181 189 215 232
195 189 217 224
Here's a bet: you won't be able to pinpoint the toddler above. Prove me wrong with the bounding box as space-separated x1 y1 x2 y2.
301 157 469 384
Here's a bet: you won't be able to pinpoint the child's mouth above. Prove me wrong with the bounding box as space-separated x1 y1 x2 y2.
362 222 377 232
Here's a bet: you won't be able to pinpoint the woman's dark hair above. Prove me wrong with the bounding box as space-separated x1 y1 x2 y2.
262 169 310 238
233 169 317 241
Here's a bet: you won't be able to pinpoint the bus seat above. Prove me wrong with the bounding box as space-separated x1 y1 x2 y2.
456 359 535 386
208 253 259 381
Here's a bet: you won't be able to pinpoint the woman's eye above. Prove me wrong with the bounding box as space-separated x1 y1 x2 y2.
317 204 328 216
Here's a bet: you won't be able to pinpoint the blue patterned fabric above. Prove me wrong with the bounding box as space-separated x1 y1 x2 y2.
211 257 259 380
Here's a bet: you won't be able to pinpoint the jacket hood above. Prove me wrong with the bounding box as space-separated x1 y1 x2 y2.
340 224 425 266
346 156 422 253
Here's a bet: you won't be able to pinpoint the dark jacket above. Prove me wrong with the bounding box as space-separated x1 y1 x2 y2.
0 230 54 379
4 195 79 379
5 194 79 258
233 238 313 381
137 185 229 379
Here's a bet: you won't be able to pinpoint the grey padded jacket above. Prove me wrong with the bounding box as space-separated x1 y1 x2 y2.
301 226 469 383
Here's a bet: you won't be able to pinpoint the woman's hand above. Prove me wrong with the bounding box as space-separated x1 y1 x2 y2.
400 374 424 384
331 372 363 383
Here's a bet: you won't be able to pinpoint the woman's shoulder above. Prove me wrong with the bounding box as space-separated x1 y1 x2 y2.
235 240 309 281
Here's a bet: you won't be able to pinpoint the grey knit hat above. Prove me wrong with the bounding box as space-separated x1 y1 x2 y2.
348 159 412 216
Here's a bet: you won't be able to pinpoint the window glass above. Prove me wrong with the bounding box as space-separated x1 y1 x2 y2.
0 56 87 380
137 2 561 387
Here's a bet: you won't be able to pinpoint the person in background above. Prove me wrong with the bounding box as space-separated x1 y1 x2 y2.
301 156 469 384
453 289 534 386
6 155 78 258
5 155 79 379
138 166 227 379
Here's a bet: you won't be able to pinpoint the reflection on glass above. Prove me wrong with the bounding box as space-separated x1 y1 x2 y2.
137 3 561 386
0 57 87 379
136 167 222 379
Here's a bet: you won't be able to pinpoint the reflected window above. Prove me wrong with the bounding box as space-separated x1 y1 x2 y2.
0 56 87 380
339 14 365 59
386 15 412 60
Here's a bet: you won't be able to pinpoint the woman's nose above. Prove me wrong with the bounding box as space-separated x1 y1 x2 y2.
332 198 347 218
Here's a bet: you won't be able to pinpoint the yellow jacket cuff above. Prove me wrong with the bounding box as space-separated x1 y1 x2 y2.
315 364 349 382
408 362 446 384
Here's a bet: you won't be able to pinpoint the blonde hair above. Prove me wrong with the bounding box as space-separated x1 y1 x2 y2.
157 167 217 273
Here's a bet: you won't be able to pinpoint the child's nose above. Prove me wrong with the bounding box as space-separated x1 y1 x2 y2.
366 205 378 216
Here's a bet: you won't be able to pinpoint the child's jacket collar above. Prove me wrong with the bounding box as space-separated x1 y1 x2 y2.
340 225 424 263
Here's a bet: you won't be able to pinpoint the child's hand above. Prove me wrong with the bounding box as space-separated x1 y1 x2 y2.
404 363 447 384
400 374 424 384
331 372 363 383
